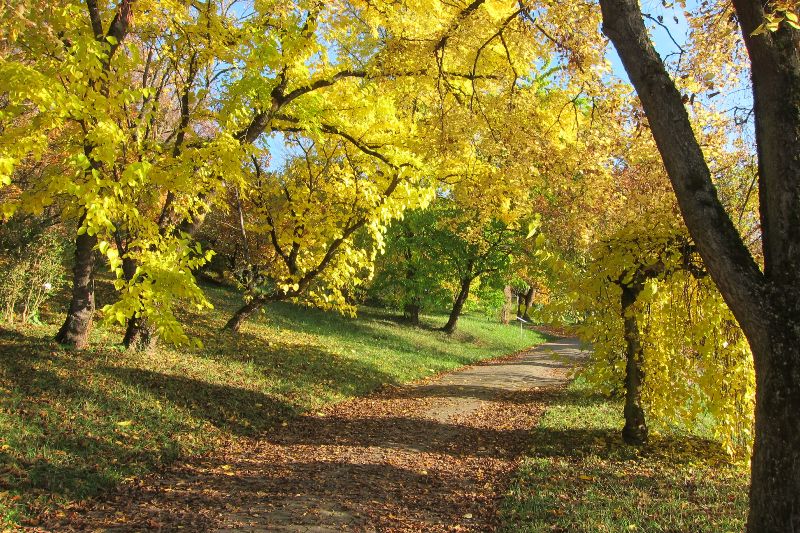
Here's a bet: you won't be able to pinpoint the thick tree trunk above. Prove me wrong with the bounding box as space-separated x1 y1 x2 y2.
600 0 800 529
441 277 472 334
123 317 156 351
403 302 421 326
621 283 647 445
224 297 266 332
55 217 96 349
747 302 800 532
728 10 800 527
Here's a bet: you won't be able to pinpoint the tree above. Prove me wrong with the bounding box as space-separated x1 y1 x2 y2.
442 215 524 334
221 132 429 332
368 207 455 325
599 0 800 528
0 0 234 349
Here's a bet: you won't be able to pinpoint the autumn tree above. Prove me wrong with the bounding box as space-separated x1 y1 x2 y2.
598 0 800 528
221 132 429 332
0 0 141 348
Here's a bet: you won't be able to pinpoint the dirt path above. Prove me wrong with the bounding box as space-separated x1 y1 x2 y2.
44 338 587 532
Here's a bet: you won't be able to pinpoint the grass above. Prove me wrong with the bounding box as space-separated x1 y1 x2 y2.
0 283 546 528
500 378 749 533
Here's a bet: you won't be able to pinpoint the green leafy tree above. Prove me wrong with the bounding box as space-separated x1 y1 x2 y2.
369 207 455 325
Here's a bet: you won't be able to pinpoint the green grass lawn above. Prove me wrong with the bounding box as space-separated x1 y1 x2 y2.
0 283 545 527
500 378 749 533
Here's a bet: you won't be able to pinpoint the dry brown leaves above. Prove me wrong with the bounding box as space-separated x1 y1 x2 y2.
32 361 561 532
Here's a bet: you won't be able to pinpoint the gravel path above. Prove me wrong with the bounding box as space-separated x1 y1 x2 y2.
42 338 587 532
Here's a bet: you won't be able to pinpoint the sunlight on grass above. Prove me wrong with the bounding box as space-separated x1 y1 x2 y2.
0 284 545 527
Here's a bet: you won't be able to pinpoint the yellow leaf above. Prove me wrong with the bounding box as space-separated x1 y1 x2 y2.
116 420 133 427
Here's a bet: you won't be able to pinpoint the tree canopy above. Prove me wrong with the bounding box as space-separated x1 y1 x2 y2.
2 0 799 529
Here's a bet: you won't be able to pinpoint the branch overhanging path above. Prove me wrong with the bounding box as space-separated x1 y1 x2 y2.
40 339 588 532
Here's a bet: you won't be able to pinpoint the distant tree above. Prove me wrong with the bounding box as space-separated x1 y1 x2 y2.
369 208 454 325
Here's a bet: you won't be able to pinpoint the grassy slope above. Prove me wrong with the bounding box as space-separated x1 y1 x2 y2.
500 378 749 533
0 284 545 527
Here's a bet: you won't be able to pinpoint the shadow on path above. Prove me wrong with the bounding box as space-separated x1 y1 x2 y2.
38 339 588 533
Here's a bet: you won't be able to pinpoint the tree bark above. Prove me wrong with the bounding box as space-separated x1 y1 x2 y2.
522 286 536 321
441 277 473 334
501 285 513 324
55 216 96 349
403 302 421 326
224 296 266 332
600 0 800 529
621 283 647 445
122 316 156 351
746 318 800 532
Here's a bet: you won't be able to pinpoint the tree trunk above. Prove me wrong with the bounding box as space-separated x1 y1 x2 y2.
403 302 421 326
501 285 513 324
121 200 212 349
224 296 265 332
55 217 96 349
122 317 156 351
441 277 472 334
120 256 156 351
747 317 800 532
522 286 536 321
600 0 800 529
621 283 647 445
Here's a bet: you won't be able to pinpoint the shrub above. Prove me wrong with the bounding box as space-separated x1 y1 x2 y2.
0 229 67 323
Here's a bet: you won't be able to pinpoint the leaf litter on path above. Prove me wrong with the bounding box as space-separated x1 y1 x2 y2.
31 341 582 532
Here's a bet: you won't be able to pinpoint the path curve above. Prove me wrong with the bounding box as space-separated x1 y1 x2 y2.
44 338 587 532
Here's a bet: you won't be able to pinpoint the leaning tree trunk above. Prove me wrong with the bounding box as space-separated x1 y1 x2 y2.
224 296 266 332
600 0 800 529
620 283 647 445
441 277 473 334
55 216 96 349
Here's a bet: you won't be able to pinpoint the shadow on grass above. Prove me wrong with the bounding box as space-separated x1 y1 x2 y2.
96 366 298 436
0 329 292 509
0 350 185 502
500 387 748 533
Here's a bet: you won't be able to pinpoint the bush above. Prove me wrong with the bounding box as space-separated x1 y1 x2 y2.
0 229 67 324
